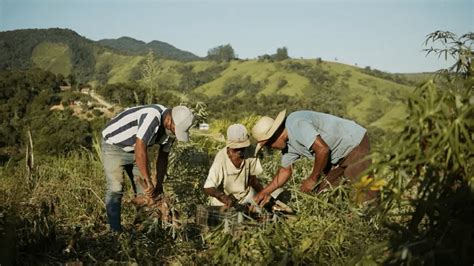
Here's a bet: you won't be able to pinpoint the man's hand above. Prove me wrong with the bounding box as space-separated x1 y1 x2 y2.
221 194 237 207
300 178 317 193
254 191 272 207
143 177 155 197
135 176 155 198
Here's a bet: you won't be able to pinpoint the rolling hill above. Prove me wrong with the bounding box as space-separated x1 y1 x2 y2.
98 37 200 61
0 28 200 81
0 27 432 133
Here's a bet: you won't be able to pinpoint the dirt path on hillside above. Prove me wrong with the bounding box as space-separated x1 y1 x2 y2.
89 90 114 109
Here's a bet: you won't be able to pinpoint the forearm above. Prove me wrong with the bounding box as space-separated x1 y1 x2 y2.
248 175 264 192
309 136 329 182
155 149 169 191
135 139 151 181
309 150 328 182
204 187 232 204
262 167 291 194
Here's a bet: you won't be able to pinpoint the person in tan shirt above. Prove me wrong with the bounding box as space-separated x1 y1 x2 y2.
203 124 266 207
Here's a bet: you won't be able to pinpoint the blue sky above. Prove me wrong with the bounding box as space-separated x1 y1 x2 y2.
1 0 472 73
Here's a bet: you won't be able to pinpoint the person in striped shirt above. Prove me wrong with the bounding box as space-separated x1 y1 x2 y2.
101 104 194 232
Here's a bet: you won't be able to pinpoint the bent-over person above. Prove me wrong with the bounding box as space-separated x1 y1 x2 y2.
251 110 376 206
101 104 194 231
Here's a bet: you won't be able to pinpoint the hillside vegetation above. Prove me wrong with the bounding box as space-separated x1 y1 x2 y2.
0 28 472 265
98 36 200 61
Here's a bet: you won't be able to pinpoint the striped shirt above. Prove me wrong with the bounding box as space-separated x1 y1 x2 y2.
102 104 174 152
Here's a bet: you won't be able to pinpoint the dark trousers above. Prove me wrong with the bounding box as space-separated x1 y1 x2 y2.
318 133 372 191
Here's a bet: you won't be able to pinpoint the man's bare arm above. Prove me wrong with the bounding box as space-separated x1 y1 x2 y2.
135 138 154 194
248 175 264 192
255 166 292 205
204 187 236 207
300 135 329 192
154 147 169 195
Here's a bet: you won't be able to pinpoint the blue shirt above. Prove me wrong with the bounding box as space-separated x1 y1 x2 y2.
281 111 366 167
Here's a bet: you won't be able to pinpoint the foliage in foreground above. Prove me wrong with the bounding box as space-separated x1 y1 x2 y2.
0 139 387 265
369 80 473 265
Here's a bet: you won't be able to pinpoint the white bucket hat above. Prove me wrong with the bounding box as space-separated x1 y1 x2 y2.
171 106 194 142
251 109 286 153
226 124 251 149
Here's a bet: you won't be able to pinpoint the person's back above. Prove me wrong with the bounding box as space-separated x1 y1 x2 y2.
102 104 170 152
101 104 194 232
285 110 366 165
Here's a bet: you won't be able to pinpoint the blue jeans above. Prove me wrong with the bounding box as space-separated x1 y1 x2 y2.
102 140 144 231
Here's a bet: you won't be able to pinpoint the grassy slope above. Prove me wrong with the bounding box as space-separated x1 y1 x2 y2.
93 50 144 85
28 41 412 131
320 61 412 129
31 42 72 76
192 59 412 130
186 60 218 72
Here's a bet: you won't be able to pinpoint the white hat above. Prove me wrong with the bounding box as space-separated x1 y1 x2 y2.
251 109 286 153
171 106 194 142
226 124 251 149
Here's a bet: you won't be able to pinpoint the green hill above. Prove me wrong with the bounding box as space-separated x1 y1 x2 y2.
190 59 413 130
0 28 201 82
0 28 98 80
31 42 73 76
98 37 201 61
1 28 435 134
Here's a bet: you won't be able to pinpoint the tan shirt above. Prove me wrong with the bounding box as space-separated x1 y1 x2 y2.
204 146 263 206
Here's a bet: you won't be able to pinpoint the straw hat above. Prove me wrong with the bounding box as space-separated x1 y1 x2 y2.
251 109 286 153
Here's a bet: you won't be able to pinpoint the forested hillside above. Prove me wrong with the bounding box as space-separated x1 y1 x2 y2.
0 28 98 81
98 37 201 61
0 28 200 83
0 28 422 151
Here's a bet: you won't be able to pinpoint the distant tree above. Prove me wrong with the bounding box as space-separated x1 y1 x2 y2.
66 74 77 89
207 44 235 62
258 54 272 62
96 63 112 85
274 47 289 61
277 78 288 89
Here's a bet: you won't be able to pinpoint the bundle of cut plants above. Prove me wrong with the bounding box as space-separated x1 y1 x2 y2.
196 184 389 264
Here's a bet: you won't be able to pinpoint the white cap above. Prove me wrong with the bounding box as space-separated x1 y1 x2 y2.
226 124 251 149
171 106 194 142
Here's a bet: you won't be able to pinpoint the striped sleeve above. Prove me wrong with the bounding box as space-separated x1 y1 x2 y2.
136 107 162 145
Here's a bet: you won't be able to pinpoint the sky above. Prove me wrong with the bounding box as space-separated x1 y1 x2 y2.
0 0 472 73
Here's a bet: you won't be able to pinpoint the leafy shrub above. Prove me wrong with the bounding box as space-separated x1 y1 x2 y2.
277 78 288 89
371 80 473 264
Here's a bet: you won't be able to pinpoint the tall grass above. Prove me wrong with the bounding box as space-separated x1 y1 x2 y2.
0 135 389 264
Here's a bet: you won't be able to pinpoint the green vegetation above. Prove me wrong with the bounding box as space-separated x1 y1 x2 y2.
98 36 201 61
31 42 73 76
207 44 236 62
0 28 97 82
1 29 471 264
0 69 100 158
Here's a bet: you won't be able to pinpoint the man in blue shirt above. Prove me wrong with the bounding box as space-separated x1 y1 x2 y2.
251 109 374 205
101 104 194 231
